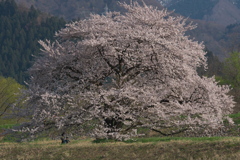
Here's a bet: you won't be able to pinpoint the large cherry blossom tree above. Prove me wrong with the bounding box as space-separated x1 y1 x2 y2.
18 2 234 140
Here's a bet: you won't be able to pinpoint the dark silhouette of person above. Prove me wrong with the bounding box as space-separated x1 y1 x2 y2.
60 132 70 144
65 137 70 143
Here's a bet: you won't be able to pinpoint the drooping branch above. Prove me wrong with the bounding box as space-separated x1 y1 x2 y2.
123 121 143 133
151 127 188 136
0 94 14 116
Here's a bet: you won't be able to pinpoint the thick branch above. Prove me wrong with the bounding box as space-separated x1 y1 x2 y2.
123 121 143 133
151 127 188 136
97 46 119 73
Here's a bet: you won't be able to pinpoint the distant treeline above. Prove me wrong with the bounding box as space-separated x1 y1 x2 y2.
0 0 66 84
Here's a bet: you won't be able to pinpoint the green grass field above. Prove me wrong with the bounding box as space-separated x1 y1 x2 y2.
1 112 240 159
1 137 240 160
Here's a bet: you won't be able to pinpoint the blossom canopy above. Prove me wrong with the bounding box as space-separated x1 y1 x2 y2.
19 2 234 140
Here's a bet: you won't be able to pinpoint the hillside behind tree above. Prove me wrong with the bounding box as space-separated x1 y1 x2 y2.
2 0 240 83
162 0 240 58
14 0 163 20
13 0 240 59
0 0 66 84
160 0 240 26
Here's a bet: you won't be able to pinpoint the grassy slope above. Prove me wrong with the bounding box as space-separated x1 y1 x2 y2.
1 137 240 160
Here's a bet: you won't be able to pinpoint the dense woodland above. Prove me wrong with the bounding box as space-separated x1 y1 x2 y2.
0 0 66 84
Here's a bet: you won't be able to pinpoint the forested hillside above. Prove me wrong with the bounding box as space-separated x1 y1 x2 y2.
167 0 219 19
12 0 240 59
1 0 240 84
0 0 66 84
160 0 240 26
157 0 240 59
15 0 163 21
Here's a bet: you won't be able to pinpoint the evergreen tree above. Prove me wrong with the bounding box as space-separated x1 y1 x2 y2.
0 0 66 84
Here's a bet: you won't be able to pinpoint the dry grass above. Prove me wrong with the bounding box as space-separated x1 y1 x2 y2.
1 137 240 160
